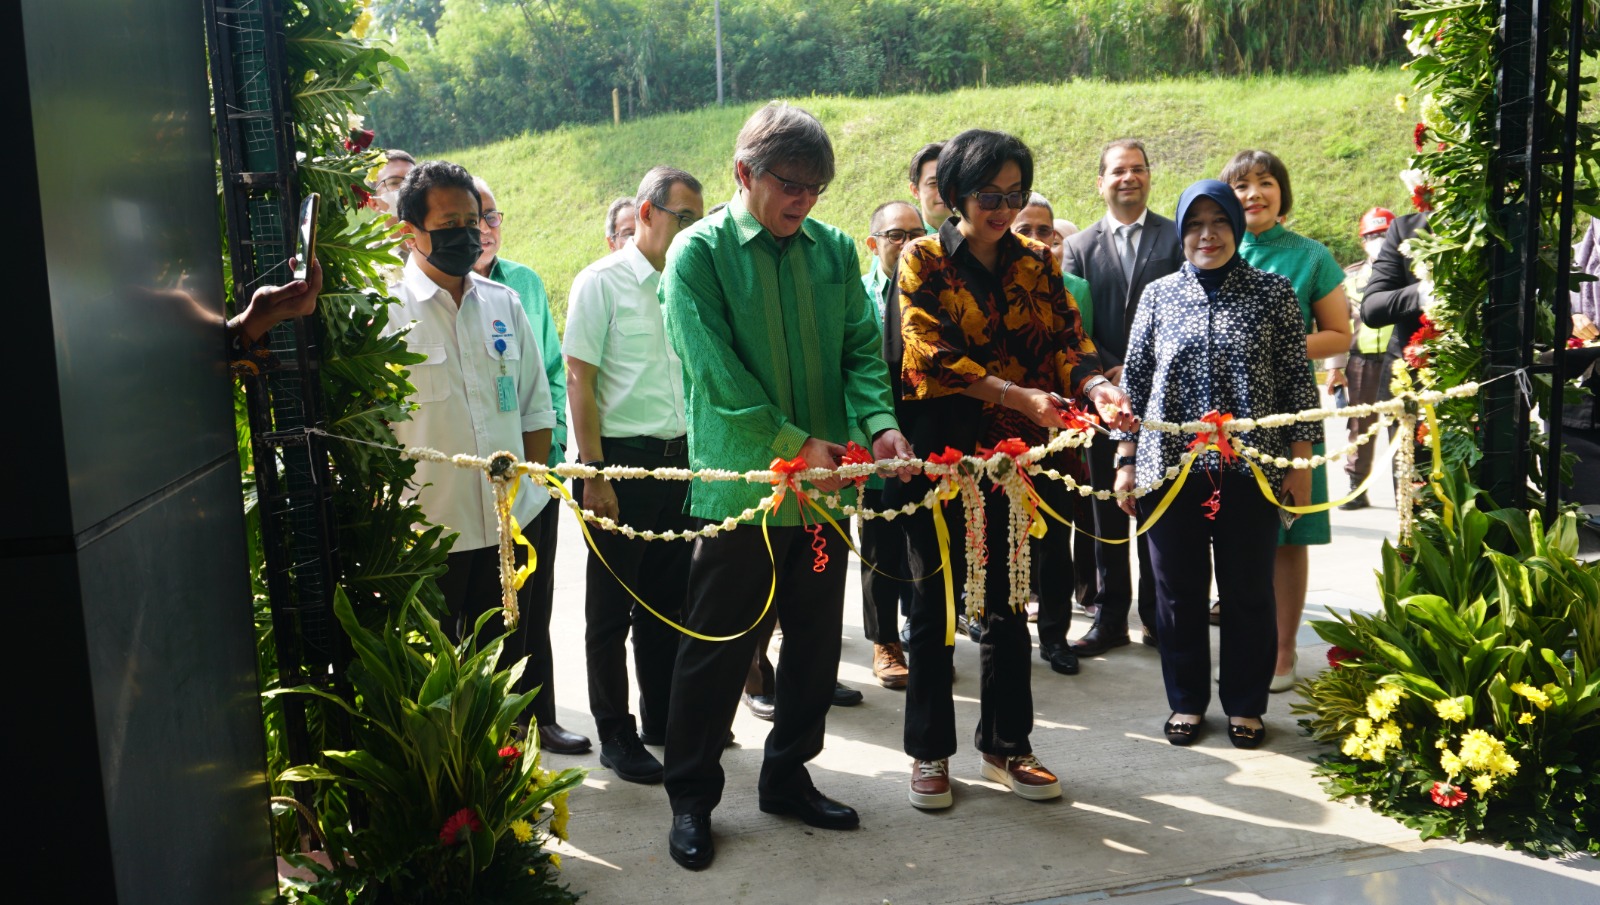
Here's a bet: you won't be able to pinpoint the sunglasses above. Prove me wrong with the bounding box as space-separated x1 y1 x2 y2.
766 170 828 198
967 191 1027 211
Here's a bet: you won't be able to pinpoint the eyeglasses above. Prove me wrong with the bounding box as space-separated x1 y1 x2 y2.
766 170 828 198
377 175 407 191
1012 224 1056 241
871 229 918 244
655 205 700 228
480 210 505 228
967 191 1027 211
612 228 636 243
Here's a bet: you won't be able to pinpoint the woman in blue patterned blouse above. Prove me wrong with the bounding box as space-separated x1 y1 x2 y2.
1110 180 1320 749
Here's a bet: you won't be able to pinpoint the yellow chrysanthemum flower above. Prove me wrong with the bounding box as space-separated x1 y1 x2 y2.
1366 686 1405 721
1471 774 1495 795
510 819 534 844
1440 750 1462 777
1342 735 1365 757
551 795 571 841
1433 697 1466 722
1518 712 1535 725
1374 721 1403 750
1435 738 1450 749
549 852 563 870
1352 717 1374 739
1490 752 1520 777
1510 682 1552 711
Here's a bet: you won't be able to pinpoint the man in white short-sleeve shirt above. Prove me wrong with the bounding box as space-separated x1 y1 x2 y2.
564 165 704 784
385 160 567 736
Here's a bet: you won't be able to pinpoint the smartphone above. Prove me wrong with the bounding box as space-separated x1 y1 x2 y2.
293 192 320 279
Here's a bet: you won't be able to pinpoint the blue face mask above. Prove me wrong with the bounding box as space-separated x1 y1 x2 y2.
423 226 482 277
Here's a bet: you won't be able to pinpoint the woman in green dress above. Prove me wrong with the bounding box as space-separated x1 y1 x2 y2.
1222 149 1352 693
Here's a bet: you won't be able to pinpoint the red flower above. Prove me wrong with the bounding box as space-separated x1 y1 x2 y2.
1416 419 1432 445
1413 123 1427 151
439 807 483 846
1410 184 1434 213
498 744 520 759
1403 344 1430 369
351 184 374 209
1570 336 1586 349
1410 315 1440 345
344 128 376 153
1429 782 1467 808
1326 646 1362 668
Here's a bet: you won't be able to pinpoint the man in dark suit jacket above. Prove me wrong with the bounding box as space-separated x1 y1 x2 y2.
1360 211 1430 380
1060 138 1186 657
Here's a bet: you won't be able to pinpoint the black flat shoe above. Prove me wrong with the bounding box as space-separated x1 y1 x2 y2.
831 681 864 707
758 787 860 830
1039 643 1080 675
1163 714 1202 746
1228 721 1266 749
668 813 714 870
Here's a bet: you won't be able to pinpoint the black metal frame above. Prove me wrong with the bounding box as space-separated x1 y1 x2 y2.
1482 0 1585 521
204 0 347 830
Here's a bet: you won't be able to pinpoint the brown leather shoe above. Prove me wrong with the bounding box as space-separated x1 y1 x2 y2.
908 758 952 809
873 642 910 689
979 753 1061 801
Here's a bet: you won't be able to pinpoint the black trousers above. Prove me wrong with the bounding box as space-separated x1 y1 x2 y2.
1029 470 1077 649
859 488 912 644
664 524 847 815
902 487 1035 761
436 508 556 724
1087 437 1157 629
1344 351 1387 485
1140 471 1278 718
577 446 696 743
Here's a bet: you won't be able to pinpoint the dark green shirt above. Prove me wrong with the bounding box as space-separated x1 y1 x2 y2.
661 199 899 524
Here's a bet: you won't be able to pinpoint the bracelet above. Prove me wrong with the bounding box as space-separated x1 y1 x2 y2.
1081 375 1110 397
999 380 1015 407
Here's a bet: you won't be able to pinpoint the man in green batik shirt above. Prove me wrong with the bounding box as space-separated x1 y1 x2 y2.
658 102 914 872
470 177 590 756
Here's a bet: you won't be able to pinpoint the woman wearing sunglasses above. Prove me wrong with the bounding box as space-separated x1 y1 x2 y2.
890 129 1135 811
1111 180 1321 749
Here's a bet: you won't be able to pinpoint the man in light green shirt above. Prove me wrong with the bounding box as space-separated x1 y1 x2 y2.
659 102 913 872
471 178 589 756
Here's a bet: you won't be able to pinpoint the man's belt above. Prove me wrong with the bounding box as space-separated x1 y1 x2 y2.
607 435 689 458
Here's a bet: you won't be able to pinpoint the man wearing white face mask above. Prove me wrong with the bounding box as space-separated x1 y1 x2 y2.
384 160 568 742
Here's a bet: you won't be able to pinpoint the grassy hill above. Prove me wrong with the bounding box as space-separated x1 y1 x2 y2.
451 67 1417 327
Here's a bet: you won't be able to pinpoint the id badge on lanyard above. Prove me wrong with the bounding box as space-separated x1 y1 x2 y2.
494 338 516 412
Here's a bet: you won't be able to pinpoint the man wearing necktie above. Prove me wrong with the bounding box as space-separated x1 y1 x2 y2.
1060 139 1185 660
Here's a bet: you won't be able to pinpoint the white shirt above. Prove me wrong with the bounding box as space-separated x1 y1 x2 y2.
561 242 688 439
1103 208 1150 257
386 258 556 551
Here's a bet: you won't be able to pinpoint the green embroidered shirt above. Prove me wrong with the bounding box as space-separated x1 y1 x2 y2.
488 257 568 467
661 200 900 525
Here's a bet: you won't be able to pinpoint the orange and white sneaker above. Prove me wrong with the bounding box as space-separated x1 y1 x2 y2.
980 752 1061 800
909 758 953 810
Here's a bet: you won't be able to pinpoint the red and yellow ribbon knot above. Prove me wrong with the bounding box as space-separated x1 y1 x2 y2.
841 441 875 495
1188 410 1238 461
982 437 1031 460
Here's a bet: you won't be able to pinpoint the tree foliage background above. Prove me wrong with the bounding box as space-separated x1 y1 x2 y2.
369 0 1407 152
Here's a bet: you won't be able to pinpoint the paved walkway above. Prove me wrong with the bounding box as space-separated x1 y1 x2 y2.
535 420 1600 903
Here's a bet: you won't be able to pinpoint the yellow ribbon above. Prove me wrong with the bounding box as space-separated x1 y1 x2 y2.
1241 438 1395 515
548 475 776 643
504 478 537 589
1423 403 1452 531
932 481 958 646
1023 449 1204 544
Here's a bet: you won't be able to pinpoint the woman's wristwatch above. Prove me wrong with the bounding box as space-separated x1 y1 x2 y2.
1115 454 1137 469
1081 375 1111 397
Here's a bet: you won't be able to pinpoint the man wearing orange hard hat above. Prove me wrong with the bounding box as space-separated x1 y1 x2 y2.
1326 206 1395 510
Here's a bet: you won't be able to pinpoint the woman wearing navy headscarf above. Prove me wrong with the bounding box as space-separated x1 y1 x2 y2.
1109 180 1320 749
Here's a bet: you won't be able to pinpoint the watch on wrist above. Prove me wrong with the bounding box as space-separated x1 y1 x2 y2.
583 459 608 471
1082 375 1110 397
1115 454 1137 469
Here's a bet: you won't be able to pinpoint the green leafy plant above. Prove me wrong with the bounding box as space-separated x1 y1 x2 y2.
270 586 585 904
1296 466 1600 855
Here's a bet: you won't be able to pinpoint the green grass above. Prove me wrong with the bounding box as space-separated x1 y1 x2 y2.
451 67 1417 327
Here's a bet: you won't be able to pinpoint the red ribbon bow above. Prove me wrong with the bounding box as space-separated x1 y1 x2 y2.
841 441 874 490
1058 399 1101 433
982 438 1030 460
770 456 810 476
1187 410 1238 461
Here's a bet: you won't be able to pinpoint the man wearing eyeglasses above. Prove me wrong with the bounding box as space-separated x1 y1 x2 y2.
604 196 638 252
857 200 924 690
1061 139 1185 658
658 102 914 871
563 166 704 785
467 176 592 756
908 141 949 232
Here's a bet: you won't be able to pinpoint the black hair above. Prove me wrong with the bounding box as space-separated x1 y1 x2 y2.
1098 139 1148 175
396 160 481 228
1220 149 1294 219
908 142 945 186
869 200 920 234
935 130 1034 215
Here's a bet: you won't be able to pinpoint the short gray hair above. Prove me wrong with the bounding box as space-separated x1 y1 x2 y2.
636 166 704 211
605 196 636 238
734 101 835 186
1025 192 1053 218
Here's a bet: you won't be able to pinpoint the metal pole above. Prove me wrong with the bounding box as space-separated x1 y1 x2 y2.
715 0 724 105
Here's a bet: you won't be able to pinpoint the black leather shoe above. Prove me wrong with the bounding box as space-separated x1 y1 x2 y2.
668 813 714 870
1039 643 1080 675
1070 620 1131 656
742 692 776 721
758 787 860 830
831 681 864 707
600 732 663 784
1339 492 1370 511
1140 628 1160 647
538 723 592 755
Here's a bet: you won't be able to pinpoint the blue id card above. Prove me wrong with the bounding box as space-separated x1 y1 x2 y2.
496 375 516 412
